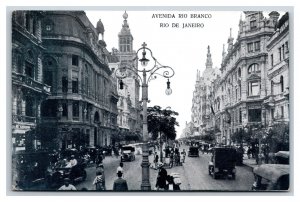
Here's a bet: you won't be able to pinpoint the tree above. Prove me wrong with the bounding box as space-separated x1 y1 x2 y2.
147 105 179 141
265 122 289 152
231 128 251 146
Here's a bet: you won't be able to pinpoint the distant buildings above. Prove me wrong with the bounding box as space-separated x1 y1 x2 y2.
184 11 290 145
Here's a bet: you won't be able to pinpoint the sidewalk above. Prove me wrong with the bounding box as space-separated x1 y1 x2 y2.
242 154 258 171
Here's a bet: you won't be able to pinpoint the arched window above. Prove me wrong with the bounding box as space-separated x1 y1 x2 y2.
280 76 284 92
248 63 260 74
238 68 241 78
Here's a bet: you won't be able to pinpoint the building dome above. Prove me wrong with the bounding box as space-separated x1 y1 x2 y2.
123 11 128 20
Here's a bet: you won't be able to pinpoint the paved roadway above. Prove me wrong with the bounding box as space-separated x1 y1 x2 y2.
75 145 254 191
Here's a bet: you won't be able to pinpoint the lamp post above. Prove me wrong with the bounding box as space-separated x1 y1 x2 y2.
115 42 175 190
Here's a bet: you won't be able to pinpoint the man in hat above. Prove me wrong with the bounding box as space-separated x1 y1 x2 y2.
58 178 77 190
113 171 128 191
155 164 168 190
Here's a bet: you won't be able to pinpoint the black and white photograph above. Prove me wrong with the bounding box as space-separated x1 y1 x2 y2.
8 7 292 193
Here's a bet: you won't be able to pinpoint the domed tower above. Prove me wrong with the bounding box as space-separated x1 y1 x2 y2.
118 11 133 53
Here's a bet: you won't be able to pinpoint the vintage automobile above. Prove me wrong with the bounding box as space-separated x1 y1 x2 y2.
251 164 289 191
46 160 87 189
275 151 289 164
208 147 237 179
13 150 50 189
188 146 199 157
120 146 136 162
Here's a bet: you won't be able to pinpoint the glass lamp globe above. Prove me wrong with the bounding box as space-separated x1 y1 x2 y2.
165 88 172 95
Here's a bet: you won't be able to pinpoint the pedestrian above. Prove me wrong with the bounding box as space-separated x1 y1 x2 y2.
247 146 251 159
113 171 128 191
154 152 159 169
58 178 77 190
182 149 186 163
155 164 168 190
93 170 106 190
116 162 124 176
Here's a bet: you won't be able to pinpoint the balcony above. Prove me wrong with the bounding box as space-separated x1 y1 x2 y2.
12 114 36 124
12 73 51 95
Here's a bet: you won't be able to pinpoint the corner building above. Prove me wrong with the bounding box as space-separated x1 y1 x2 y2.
218 11 280 144
40 11 118 149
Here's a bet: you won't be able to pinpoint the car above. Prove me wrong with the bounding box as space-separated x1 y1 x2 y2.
275 151 289 164
251 164 289 191
188 146 199 157
46 160 87 189
208 147 237 179
120 146 135 162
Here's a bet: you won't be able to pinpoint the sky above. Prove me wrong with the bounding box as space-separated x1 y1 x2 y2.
85 10 285 138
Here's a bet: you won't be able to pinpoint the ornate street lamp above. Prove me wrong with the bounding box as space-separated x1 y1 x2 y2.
115 42 175 190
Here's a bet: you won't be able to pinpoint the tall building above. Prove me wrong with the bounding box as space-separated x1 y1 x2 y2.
12 11 51 151
39 11 118 150
113 11 142 139
218 11 278 144
188 46 220 138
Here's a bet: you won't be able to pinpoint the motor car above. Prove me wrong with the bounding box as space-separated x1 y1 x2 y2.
46 160 87 189
275 151 289 165
208 147 237 179
120 146 136 162
251 164 289 191
188 146 199 157
14 150 50 189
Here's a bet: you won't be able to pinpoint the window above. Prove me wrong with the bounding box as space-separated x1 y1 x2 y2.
62 103 68 117
254 41 260 51
32 18 37 36
44 70 53 86
239 108 242 123
238 68 241 78
25 13 30 31
62 76 68 93
248 108 261 122
247 43 253 53
281 106 284 118
73 101 79 118
248 81 260 96
279 47 282 61
25 61 34 78
236 88 238 101
248 63 260 74
72 55 79 66
271 81 274 95
270 54 274 67
285 41 289 53
282 44 285 59
271 108 274 119
280 76 284 92
250 19 257 29
72 78 78 93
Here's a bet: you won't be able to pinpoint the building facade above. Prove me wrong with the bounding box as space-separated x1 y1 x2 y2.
265 12 289 126
186 11 289 146
39 11 118 150
12 11 51 151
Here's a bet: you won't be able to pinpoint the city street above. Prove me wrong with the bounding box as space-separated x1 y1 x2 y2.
75 145 254 191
